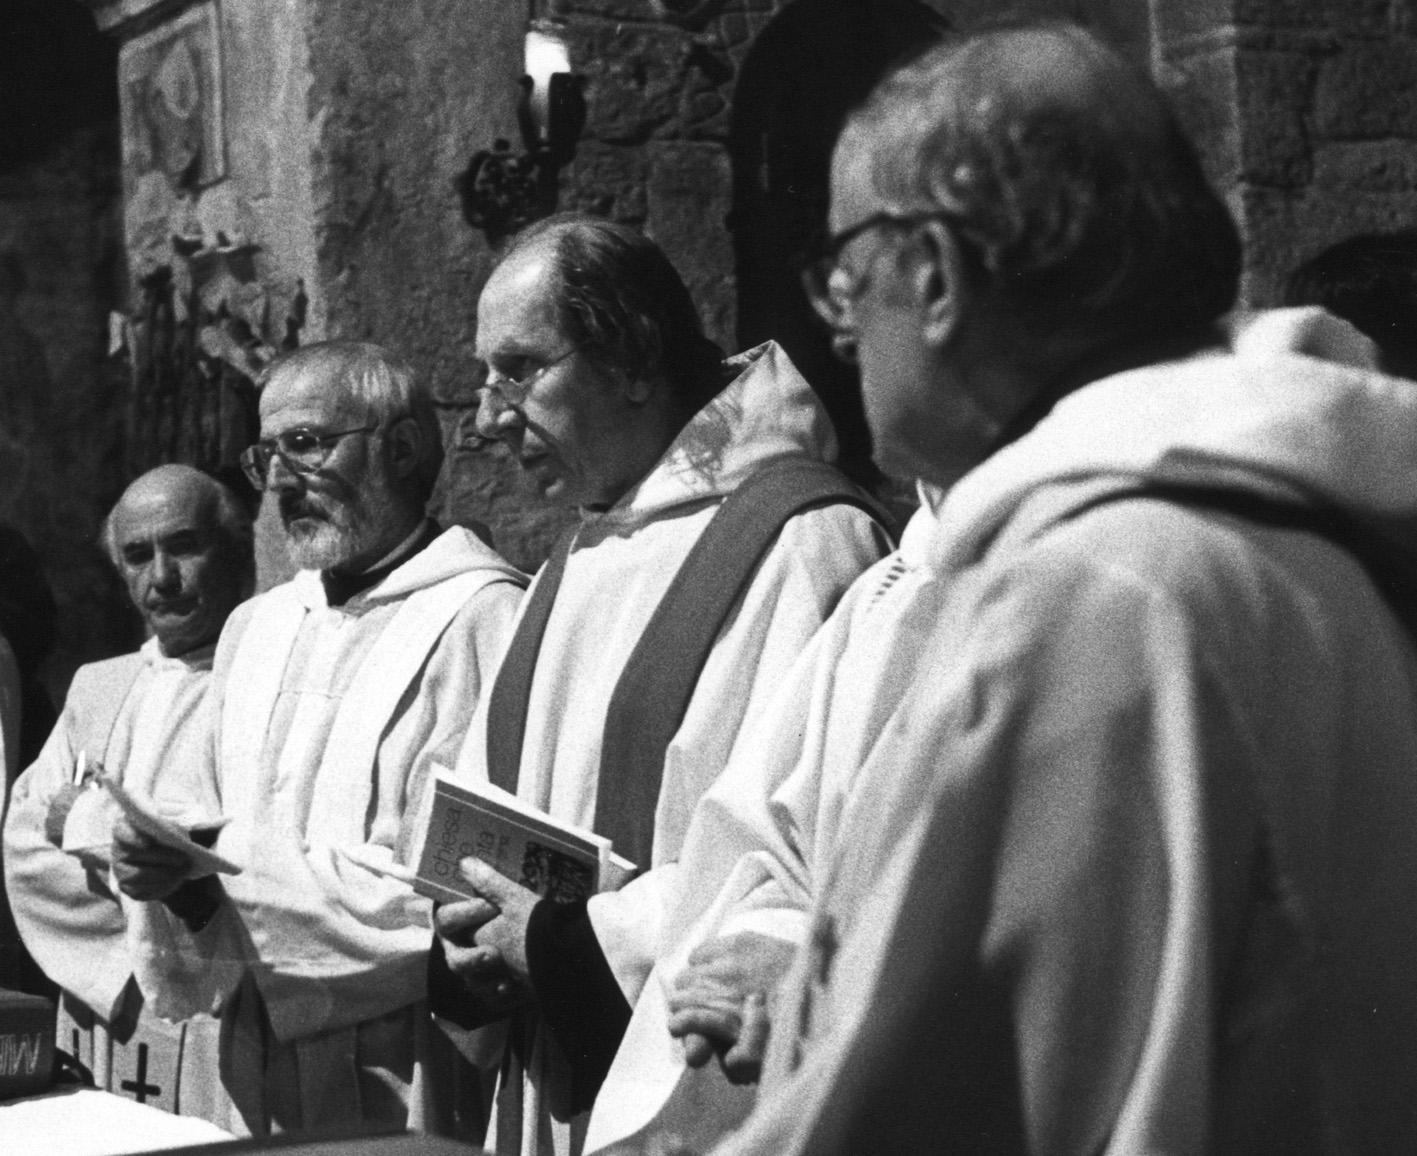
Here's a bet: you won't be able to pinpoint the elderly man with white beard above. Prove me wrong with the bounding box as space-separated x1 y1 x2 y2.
111 341 525 1138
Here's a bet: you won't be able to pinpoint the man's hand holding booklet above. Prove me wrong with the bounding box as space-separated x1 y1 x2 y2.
356 771 636 905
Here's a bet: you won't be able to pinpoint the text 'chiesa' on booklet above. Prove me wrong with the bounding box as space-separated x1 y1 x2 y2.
410 773 636 906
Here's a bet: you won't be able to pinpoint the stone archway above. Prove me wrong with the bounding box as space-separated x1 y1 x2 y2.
728 0 949 497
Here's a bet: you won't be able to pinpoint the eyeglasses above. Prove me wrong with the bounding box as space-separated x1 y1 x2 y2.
239 424 378 491
800 210 970 326
477 346 581 410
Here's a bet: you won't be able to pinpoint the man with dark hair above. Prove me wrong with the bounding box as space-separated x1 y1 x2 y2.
1284 229 1417 379
431 213 888 1155
110 343 525 1137
4 464 252 1126
667 20 1417 1154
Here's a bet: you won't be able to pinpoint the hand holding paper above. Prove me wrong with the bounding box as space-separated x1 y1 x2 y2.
103 776 238 876
112 812 196 901
100 774 239 900
57 780 118 872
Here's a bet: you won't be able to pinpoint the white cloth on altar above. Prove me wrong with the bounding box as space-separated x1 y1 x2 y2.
0 1087 234 1156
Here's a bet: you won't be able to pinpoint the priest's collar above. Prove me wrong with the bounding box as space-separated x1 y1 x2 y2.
321 518 438 607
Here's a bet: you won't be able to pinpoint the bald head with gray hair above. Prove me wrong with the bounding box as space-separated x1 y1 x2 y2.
840 20 1241 357
101 465 251 570
103 464 254 656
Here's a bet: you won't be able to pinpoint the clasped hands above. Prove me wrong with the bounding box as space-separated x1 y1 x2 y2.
666 930 796 1086
431 858 797 1084
433 858 541 1014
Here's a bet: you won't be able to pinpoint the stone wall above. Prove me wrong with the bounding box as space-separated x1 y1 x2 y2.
303 0 793 571
1154 0 1417 303
302 0 565 574
551 0 776 347
0 5 130 695
85 0 1417 583
116 0 320 341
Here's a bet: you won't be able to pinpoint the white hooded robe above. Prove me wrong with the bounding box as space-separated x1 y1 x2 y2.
452 342 889 1156
125 524 524 1137
705 309 1417 1155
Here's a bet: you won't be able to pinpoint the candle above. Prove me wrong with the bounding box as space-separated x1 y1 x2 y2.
525 20 571 142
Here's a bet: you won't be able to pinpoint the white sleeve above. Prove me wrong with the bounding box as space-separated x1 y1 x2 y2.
588 503 887 1003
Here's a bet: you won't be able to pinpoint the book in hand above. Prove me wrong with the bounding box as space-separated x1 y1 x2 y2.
410 775 635 906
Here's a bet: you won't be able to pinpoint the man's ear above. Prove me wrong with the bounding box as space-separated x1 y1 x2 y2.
385 416 424 480
911 219 970 349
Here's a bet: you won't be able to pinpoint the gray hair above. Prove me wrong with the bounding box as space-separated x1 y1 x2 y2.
842 20 1241 354
260 340 444 497
101 469 254 572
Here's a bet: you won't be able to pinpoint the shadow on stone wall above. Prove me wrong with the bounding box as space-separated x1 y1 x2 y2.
729 0 948 518
0 4 133 702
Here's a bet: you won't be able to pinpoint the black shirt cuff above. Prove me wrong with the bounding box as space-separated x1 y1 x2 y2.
526 898 632 1113
426 932 519 1030
162 874 224 933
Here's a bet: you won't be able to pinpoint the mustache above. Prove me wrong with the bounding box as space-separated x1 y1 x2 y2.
279 493 332 524
144 597 196 614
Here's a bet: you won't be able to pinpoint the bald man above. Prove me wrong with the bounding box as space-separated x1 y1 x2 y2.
3 465 253 1128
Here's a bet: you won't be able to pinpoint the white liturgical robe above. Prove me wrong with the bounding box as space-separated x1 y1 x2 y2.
453 342 888 1156
4 638 231 1125
708 310 1417 1155
125 524 524 1136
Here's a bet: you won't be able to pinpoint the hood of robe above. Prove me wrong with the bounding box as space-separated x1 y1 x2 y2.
593 340 840 527
898 307 1417 577
139 633 215 672
288 523 525 609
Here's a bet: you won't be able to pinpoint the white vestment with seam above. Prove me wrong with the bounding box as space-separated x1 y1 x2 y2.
4 638 232 1127
125 525 524 1137
452 341 889 1156
711 309 1417 1155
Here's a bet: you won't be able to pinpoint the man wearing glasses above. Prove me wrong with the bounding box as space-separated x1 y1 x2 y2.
111 341 525 1138
689 19 1417 1156
428 213 889 1155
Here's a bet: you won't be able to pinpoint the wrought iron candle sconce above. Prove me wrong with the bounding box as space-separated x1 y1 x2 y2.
457 19 586 241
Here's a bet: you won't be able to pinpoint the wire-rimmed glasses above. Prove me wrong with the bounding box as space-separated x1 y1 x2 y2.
477 346 581 410
799 209 972 326
239 424 379 491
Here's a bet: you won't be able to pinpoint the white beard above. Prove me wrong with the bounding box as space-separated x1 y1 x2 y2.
280 477 402 572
